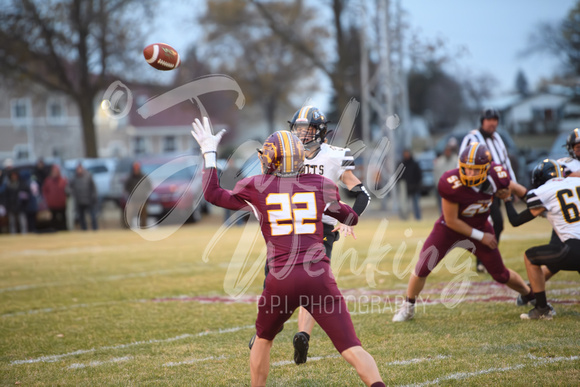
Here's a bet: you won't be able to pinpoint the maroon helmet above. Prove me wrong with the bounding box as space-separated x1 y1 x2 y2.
458 142 492 186
258 131 305 177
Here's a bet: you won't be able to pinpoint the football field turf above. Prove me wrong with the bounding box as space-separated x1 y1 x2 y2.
1 213 579 386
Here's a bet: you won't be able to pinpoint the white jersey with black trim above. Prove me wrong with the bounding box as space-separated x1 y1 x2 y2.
459 129 517 182
557 156 580 175
303 143 355 225
526 176 580 242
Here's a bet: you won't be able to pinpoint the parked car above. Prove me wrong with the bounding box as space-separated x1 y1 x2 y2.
108 157 135 207
130 155 206 223
525 132 570 186
414 150 436 195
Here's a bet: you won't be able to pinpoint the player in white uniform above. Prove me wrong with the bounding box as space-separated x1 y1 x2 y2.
290 106 371 364
557 128 580 177
504 159 580 319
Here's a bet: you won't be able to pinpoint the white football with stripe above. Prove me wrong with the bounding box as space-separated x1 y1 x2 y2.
143 43 181 71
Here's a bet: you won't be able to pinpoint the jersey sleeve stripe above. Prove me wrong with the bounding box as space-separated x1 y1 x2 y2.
526 192 543 209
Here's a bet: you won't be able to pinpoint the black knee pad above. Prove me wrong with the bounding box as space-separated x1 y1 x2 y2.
525 244 569 266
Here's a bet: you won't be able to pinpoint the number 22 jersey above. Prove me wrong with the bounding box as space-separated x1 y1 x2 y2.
202 169 358 268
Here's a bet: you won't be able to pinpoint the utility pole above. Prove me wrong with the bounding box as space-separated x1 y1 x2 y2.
360 0 409 216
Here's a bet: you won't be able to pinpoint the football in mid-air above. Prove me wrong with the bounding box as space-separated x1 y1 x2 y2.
143 43 181 71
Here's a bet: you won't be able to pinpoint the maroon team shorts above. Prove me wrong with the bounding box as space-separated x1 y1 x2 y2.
415 221 510 283
255 260 361 353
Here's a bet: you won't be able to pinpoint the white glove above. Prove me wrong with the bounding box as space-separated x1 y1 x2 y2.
191 117 226 155
191 117 226 169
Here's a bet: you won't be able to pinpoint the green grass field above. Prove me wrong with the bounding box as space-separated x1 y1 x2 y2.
1 213 579 386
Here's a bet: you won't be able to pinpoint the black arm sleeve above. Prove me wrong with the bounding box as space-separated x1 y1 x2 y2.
350 183 371 216
504 200 536 227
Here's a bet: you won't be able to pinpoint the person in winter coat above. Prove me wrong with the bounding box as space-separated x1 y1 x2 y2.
4 170 29 234
123 161 152 228
70 163 98 230
401 150 423 220
42 164 68 231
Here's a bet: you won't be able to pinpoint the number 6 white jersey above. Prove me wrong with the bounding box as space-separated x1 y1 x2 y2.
526 176 580 242
302 143 355 225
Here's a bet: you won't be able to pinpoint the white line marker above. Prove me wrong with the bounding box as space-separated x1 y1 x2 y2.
10 326 254 365
0 267 193 294
386 355 450 366
164 355 227 367
68 356 132 369
400 354 580 386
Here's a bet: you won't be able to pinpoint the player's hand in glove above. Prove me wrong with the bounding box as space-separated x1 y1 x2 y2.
191 117 226 155
191 117 226 169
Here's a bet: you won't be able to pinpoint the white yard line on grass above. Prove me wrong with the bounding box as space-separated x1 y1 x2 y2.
10 325 255 365
400 354 580 387
164 355 227 367
1 245 140 258
1 300 128 318
386 355 450 366
0 267 193 294
68 356 132 369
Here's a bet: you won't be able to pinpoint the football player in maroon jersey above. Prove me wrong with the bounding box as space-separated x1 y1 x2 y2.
393 142 533 322
191 117 385 387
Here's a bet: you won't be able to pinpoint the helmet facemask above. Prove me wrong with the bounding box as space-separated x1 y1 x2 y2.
458 142 492 187
288 106 329 152
459 162 490 187
291 123 327 151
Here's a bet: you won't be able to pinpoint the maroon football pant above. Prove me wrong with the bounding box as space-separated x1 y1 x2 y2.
414 221 510 283
256 260 361 353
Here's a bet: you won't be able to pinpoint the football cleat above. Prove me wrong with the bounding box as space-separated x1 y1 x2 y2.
520 305 554 320
392 301 415 322
516 293 536 307
293 332 310 365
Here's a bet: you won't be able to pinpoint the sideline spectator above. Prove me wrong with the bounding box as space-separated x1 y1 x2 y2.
34 158 50 188
21 170 40 233
123 161 151 228
42 165 68 231
5 170 29 234
401 149 422 220
70 163 98 230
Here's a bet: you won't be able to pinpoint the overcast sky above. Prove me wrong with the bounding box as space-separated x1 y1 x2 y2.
149 0 576 98
403 0 576 94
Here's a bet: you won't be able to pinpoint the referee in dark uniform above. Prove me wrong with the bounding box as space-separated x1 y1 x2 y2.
459 108 517 272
